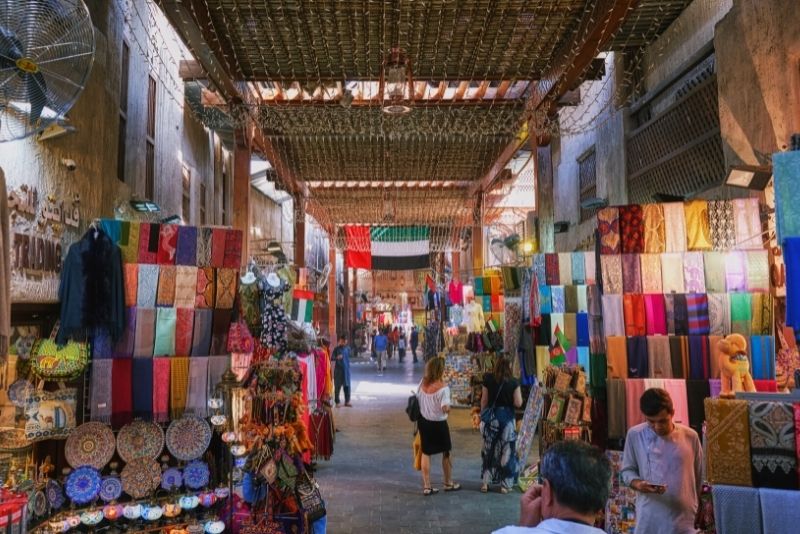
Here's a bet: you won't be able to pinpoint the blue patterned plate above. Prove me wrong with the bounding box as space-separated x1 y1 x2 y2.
99 475 123 502
65 466 101 505
46 479 65 509
161 467 183 491
183 460 210 490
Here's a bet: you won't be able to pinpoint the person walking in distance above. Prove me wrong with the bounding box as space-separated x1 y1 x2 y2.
373 329 388 375
410 326 419 363
398 328 407 362
621 388 703 534
331 335 352 407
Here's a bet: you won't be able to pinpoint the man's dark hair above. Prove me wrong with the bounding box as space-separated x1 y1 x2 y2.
338 335 346 342
539 441 611 515
639 388 673 417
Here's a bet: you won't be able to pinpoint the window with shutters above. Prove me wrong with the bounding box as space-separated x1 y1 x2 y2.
145 75 156 199
578 147 597 222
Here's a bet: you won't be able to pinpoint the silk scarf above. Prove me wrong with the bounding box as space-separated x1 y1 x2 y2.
705 398 753 486
623 294 646 337
113 306 136 358
111 358 132 428
153 307 177 357
684 199 713 251
708 293 731 336
186 356 209 417
138 222 159 264
686 293 710 335
551 285 565 313
746 250 770 292
210 229 226 268
564 285 578 313
155 265 176 307
663 202 687 252
157 224 178 264
733 198 762 250
123 263 138 307
207 355 231 398
750 293 773 335
215 268 237 310
571 252 586 285
223 229 243 268
640 254 663 294
626 336 648 378
708 199 736 251
605 336 627 379
174 266 198 308
597 207 621 255
703 252 727 293
152 358 171 423
625 378 646 429
673 294 689 335
730 292 753 336
196 227 213 267
176 225 198 266
175 308 195 357
669 335 689 378
619 204 644 253
170 357 190 420
196 267 216 308
683 252 706 293
90 359 113 423
120 222 140 264
662 379 689 427
642 203 666 253
660 253 685 294
601 254 623 294
606 378 627 439
136 264 159 307
750 336 775 380
621 253 642 294
545 253 560 286
647 336 672 378
688 335 710 379
749 401 797 489
725 251 747 291
132 357 153 419
601 294 625 337
643 294 667 335
584 251 597 285
558 253 572 286
133 307 156 358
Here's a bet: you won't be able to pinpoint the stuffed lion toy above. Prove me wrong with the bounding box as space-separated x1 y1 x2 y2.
717 333 756 398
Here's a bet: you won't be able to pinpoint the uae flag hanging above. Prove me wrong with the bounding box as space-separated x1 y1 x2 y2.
370 226 431 270
291 289 314 323
344 225 372 270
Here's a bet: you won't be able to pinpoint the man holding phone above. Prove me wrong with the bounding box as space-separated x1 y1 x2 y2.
621 388 703 534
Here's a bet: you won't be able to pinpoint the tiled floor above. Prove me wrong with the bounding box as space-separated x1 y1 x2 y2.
315 354 521 534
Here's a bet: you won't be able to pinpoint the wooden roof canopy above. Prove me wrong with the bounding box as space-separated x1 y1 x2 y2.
160 0 692 229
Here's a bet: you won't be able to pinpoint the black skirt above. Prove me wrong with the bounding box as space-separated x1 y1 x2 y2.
417 416 452 455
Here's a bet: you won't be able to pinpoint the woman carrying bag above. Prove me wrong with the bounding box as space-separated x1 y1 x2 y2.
480 357 522 494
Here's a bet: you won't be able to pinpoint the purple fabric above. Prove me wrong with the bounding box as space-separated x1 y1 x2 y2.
176 226 198 266
566 347 578 365
113 307 136 358
92 327 114 359
709 378 721 398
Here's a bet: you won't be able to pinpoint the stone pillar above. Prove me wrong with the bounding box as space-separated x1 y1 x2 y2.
232 128 251 264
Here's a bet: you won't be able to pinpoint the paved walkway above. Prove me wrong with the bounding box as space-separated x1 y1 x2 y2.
315 354 521 534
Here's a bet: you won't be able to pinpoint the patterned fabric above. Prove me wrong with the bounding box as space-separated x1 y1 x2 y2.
725 251 747 291
191 309 213 357
619 204 644 253
642 203 666 253
210 229 226 268
557 253 572 285
623 294 646 337
195 267 215 308
621 253 642 294
705 398 753 486
175 308 195 357
708 200 736 251
733 198 762 250
684 200 713 251
639 254 663 294
176 226 198 266
260 279 289 352
170 357 190 419
712 485 762 534
682 252 706 293
138 223 158 264
644 294 667 335
503 300 522 357
538 285 551 314
647 336 672 378
532 254 546 289
584 252 597 285
196 227 213 267
600 255 623 294
597 207 621 255
133 308 155 358
750 293 773 335
157 224 178 264
730 292 753 336
749 401 798 488
571 252 585 285
708 293 731 336
660 253 685 293
239 279 261 336
223 229 243 268
544 253 559 286
601 294 624 337
113 308 136 358
174 266 198 308
686 293 710 335
152 358 171 423
550 285 565 313
120 222 140 264
664 202 687 252
215 269 237 310
746 250 770 292
124 264 138 307
156 265 176 307
153 307 177 357
136 265 159 307
688 336 710 379
703 252 727 293
606 336 627 379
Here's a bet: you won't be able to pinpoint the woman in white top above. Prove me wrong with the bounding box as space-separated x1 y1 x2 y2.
417 357 462 495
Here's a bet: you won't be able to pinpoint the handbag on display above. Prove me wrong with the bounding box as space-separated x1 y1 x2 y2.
227 319 254 354
30 323 89 381
24 386 77 442
295 470 326 523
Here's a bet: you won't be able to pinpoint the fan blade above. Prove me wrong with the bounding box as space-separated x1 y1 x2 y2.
0 26 24 68
26 72 48 124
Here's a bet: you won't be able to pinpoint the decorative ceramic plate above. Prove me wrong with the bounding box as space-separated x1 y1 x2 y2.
65 466 102 505
7 379 34 408
46 479 65 510
99 476 123 503
65 422 115 469
183 460 210 490
161 467 183 491
116 421 164 463
166 416 211 461
121 458 161 499
32 490 47 516
0 427 30 452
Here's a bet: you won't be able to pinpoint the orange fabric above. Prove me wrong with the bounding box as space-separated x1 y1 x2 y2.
606 336 628 379
623 294 647 336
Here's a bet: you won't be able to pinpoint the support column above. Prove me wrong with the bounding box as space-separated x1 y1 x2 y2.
472 194 484 275
293 197 306 267
451 251 460 280
533 132 555 253
328 243 336 340
232 128 251 264
342 266 350 339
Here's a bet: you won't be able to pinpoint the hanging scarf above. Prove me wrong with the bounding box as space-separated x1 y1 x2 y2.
545 253 560 285
576 312 589 347
663 202 687 252
750 336 776 380
152 358 171 423
111 358 132 428
174 266 198 308
196 227 213 267
643 203 666 253
601 254 623 294
584 251 597 285
606 336 628 379
551 285 565 313
688 336 710 379
621 254 642 294
90 359 113 423
215 268 238 309
643 294 667 335
749 401 797 489
708 293 731 336
211 229 227 268
123 264 138 307
186 356 209 416
175 308 195 356
746 250 769 292
664 294 676 335
640 254 662 294
557 253 572 285
597 207 621 255
539 285 552 314
686 293 710 335
660 253 685 294
136 264 159 307
674 294 689 335
706 398 752 486
626 336 648 378
113 307 136 358
532 254 546 289
571 252 586 285
607 379 627 439
647 336 672 378
223 229 243 268
619 204 644 253
120 221 140 264
686 379 710 435
786 237 800 333
703 252 727 293
623 294 646 337
133 307 156 358
601 294 624 337
683 252 706 293
730 292 753 336
750 293 773 335
190 309 213 357
708 199 736 251
576 285 588 312
195 267 216 308
684 199 713 251
662 379 689 426
563 313 578 348
733 198 762 250
207 355 231 397
564 285 579 313
153 307 177 356
170 357 190 419
725 251 747 291
138 222 160 264
157 224 178 264
669 335 689 378
132 357 153 419
176 226 198 266
625 379 647 429
156 265 176 306
211 309 233 355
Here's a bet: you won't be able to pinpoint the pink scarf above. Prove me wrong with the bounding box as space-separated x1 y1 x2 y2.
152 358 171 423
644 294 667 335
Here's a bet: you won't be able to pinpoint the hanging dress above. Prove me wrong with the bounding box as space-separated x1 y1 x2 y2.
259 278 289 353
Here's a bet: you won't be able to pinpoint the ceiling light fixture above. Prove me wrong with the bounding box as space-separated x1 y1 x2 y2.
382 48 413 115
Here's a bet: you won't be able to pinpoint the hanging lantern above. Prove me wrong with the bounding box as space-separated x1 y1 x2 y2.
382 48 413 115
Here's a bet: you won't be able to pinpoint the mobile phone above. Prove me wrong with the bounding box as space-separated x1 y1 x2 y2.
650 483 667 493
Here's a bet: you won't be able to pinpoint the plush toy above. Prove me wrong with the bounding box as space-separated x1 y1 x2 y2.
717 334 756 398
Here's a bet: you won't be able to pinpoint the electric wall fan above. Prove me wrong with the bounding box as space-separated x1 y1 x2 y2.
0 0 95 142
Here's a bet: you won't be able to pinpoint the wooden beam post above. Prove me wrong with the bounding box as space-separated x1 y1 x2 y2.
533 132 555 254
233 128 251 264
342 266 350 339
294 197 306 268
328 243 337 341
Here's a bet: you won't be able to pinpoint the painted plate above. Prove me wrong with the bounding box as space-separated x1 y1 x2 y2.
7 379 34 408
65 466 102 505
166 415 211 461
99 476 123 503
116 421 164 463
161 467 183 491
32 490 47 516
183 460 210 490
46 479 65 510
121 458 161 499
65 422 115 469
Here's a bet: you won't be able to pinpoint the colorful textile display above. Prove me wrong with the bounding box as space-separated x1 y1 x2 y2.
703 252 727 293
196 227 212 267
621 253 642 294
156 265 176 306
663 202 687 252
750 336 776 380
215 268 237 309
749 401 797 489
644 294 667 335
746 250 770 292
708 293 731 336
750 293 772 335
175 226 197 265
733 198 762 250
682 252 706 293
708 200 736 251
705 398 753 486
640 253 663 294
170 357 190 419
157 224 178 264
623 294 646 336
210 229 226 268
661 253 685 294
626 336 648 378
686 293 710 335
545 253 559 286
601 254 623 294
643 203 666 253
137 264 159 307
597 207 621 255
725 251 748 292
619 204 644 253
684 199 713 251
712 485 762 534
602 295 624 337
153 307 177 357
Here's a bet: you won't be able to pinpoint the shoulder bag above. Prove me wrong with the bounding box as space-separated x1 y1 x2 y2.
295 470 326 523
480 380 504 425
406 381 422 423
30 323 89 381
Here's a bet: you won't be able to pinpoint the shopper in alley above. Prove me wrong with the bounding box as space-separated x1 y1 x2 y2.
331 335 352 407
373 329 388 375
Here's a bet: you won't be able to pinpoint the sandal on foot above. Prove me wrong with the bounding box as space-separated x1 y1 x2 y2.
423 487 439 496
500 487 510 494
480 484 489 493
443 482 462 492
